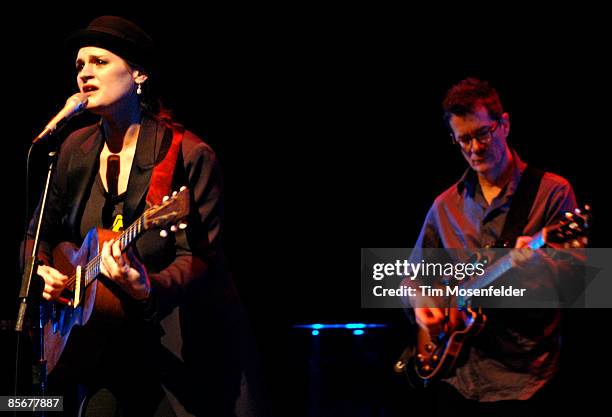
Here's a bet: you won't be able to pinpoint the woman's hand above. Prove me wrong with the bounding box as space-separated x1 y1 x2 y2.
100 239 151 300
37 265 69 303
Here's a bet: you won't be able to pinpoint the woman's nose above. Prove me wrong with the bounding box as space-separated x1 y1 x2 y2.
79 65 94 81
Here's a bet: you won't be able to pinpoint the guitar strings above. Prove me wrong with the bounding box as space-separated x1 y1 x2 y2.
64 216 144 291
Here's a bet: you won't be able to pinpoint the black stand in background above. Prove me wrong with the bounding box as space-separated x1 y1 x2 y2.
14 149 59 416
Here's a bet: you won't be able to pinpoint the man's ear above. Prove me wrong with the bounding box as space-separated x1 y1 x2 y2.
501 112 510 125
501 112 510 133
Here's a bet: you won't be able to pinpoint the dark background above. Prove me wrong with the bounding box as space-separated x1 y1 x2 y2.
1 8 610 416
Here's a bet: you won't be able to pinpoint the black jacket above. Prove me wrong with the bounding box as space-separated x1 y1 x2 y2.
28 114 248 415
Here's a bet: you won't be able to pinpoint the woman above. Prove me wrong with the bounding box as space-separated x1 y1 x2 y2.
29 16 253 417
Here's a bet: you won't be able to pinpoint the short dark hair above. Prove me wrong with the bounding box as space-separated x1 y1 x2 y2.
442 78 504 124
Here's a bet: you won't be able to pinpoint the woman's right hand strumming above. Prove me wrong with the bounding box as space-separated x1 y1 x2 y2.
37 264 69 303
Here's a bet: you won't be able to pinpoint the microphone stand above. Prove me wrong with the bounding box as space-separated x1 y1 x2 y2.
15 135 63 416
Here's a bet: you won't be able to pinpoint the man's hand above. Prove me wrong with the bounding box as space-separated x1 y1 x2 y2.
510 235 537 268
414 307 445 339
510 234 557 289
100 239 151 300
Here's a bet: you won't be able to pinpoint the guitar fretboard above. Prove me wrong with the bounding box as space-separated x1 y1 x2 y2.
66 215 146 290
459 230 545 293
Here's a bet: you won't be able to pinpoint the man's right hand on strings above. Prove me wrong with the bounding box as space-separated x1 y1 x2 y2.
414 307 445 338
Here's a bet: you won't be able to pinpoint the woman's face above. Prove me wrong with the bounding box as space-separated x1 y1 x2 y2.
75 46 145 114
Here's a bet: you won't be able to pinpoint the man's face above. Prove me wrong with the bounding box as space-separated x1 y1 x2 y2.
448 105 510 176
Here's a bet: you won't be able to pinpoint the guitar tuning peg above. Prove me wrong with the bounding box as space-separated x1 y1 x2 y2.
575 208 581 215
170 225 178 232
565 212 574 219
172 191 178 197
178 222 188 230
162 195 169 202
180 186 187 192
160 229 168 238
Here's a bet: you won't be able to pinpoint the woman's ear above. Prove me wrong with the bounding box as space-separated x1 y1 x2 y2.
133 70 148 84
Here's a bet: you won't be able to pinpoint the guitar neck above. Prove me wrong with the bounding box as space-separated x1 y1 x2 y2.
460 229 546 293
82 215 147 288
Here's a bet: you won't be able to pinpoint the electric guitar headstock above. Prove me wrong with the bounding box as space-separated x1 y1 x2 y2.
545 205 591 248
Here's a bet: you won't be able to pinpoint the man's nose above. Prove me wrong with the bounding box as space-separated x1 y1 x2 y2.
470 138 486 153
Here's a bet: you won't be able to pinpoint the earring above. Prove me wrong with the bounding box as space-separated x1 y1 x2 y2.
136 83 142 95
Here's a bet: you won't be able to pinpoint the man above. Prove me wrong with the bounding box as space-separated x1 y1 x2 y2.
405 78 579 415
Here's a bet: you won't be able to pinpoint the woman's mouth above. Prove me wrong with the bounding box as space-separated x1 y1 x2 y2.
82 85 99 94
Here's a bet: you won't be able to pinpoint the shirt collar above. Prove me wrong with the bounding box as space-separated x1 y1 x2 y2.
457 149 526 198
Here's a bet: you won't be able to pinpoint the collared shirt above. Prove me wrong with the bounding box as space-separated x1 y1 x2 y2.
410 151 577 401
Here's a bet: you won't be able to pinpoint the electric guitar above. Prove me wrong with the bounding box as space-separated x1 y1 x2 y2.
395 205 591 388
42 186 190 375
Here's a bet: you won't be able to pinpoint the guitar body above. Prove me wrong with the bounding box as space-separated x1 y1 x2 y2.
43 228 125 375
405 307 486 388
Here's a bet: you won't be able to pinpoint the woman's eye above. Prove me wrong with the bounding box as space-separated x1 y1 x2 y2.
96 59 106 65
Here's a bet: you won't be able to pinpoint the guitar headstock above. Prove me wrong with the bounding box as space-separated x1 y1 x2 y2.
144 186 190 233
546 205 591 248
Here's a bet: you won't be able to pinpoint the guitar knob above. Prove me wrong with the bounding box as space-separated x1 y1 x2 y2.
422 365 431 372
160 230 168 238
425 343 434 353
170 225 178 232
417 354 424 362
432 355 439 362
162 195 169 202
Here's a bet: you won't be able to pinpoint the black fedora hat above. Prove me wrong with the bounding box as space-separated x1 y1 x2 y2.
66 16 155 71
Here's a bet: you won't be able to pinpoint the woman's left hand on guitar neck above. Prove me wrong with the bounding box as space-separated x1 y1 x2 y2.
100 238 151 301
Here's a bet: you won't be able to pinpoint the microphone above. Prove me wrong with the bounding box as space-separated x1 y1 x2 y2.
32 93 88 144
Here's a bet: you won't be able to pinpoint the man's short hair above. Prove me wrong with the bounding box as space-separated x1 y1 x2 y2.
442 78 504 124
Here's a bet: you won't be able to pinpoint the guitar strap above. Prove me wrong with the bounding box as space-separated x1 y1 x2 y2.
498 165 544 247
146 124 185 206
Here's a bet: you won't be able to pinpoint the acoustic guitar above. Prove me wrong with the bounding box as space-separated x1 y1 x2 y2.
41 186 190 375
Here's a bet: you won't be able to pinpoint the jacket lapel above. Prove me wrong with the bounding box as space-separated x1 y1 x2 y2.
67 125 103 241
123 115 169 225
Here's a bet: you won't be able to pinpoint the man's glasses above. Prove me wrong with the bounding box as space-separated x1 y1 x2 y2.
451 120 501 151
